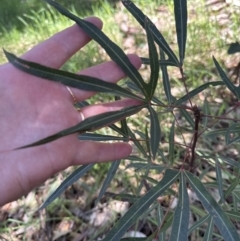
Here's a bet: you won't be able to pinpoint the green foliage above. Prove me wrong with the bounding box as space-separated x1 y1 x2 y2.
4 0 240 240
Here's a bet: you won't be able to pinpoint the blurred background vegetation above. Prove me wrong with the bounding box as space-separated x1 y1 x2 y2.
0 0 239 240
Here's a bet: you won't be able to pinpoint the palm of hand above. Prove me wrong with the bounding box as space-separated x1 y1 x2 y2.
0 17 141 205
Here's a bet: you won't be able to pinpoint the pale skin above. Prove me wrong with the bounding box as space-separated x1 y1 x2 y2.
0 17 141 206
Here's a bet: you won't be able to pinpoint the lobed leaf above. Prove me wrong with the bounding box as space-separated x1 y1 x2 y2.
95 160 121 204
122 0 179 66
102 169 179 241
18 104 146 149
145 18 159 99
173 0 187 65
39 164 94 210
4 50 143 101
45 0 148 98
185 171 239 241
169 172 189 241
149 106 161 159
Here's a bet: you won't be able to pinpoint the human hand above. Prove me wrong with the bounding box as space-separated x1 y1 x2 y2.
0 17 141 206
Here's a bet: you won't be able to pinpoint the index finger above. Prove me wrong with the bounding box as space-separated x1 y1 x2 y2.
21 17 102 68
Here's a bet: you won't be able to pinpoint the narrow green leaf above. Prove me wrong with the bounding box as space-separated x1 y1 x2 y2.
203 98 210 129
233 190 240 201
102 169 179 241
175 81 224 106
149 106 161 159
39 164 94 210
128 127 148 157
233 193 238 212
222 157 240 169
169 120 175 164
126 162 165 172
213 56 240 99
145 18 159 99
173 0 187 65
157 204 165 241
120 238 146 241
76 100 89 108
122 0 179 66
121 118 129 137
188 214 210 236
96 160 121 204
179 108 194 129
4 50 143 101
18 104 146 149
141 57 177 66
127 156 147 162
226 211 240 221
141 176 158 185
145 125 151 157
146 231 159 241
126 162 149 172
160 49 172 104
44 0 148 98
105 192 140 203
203 217 214 241
79 133 128 141
215 158 224 203
120 232 156 241
110 124 128 137
158 149 168 164
169 172 189 241
185 171 240 241
190 204 208 217
225 123 240 145
224 177 239 199
204 128 228 141
115 96 129 137
159 211 174 234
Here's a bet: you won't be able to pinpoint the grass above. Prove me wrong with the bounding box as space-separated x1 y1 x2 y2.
0 0 240 240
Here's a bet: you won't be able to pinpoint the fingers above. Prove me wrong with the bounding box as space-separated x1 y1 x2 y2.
21 17 103 68
73 142 132 165
68 54 142 101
